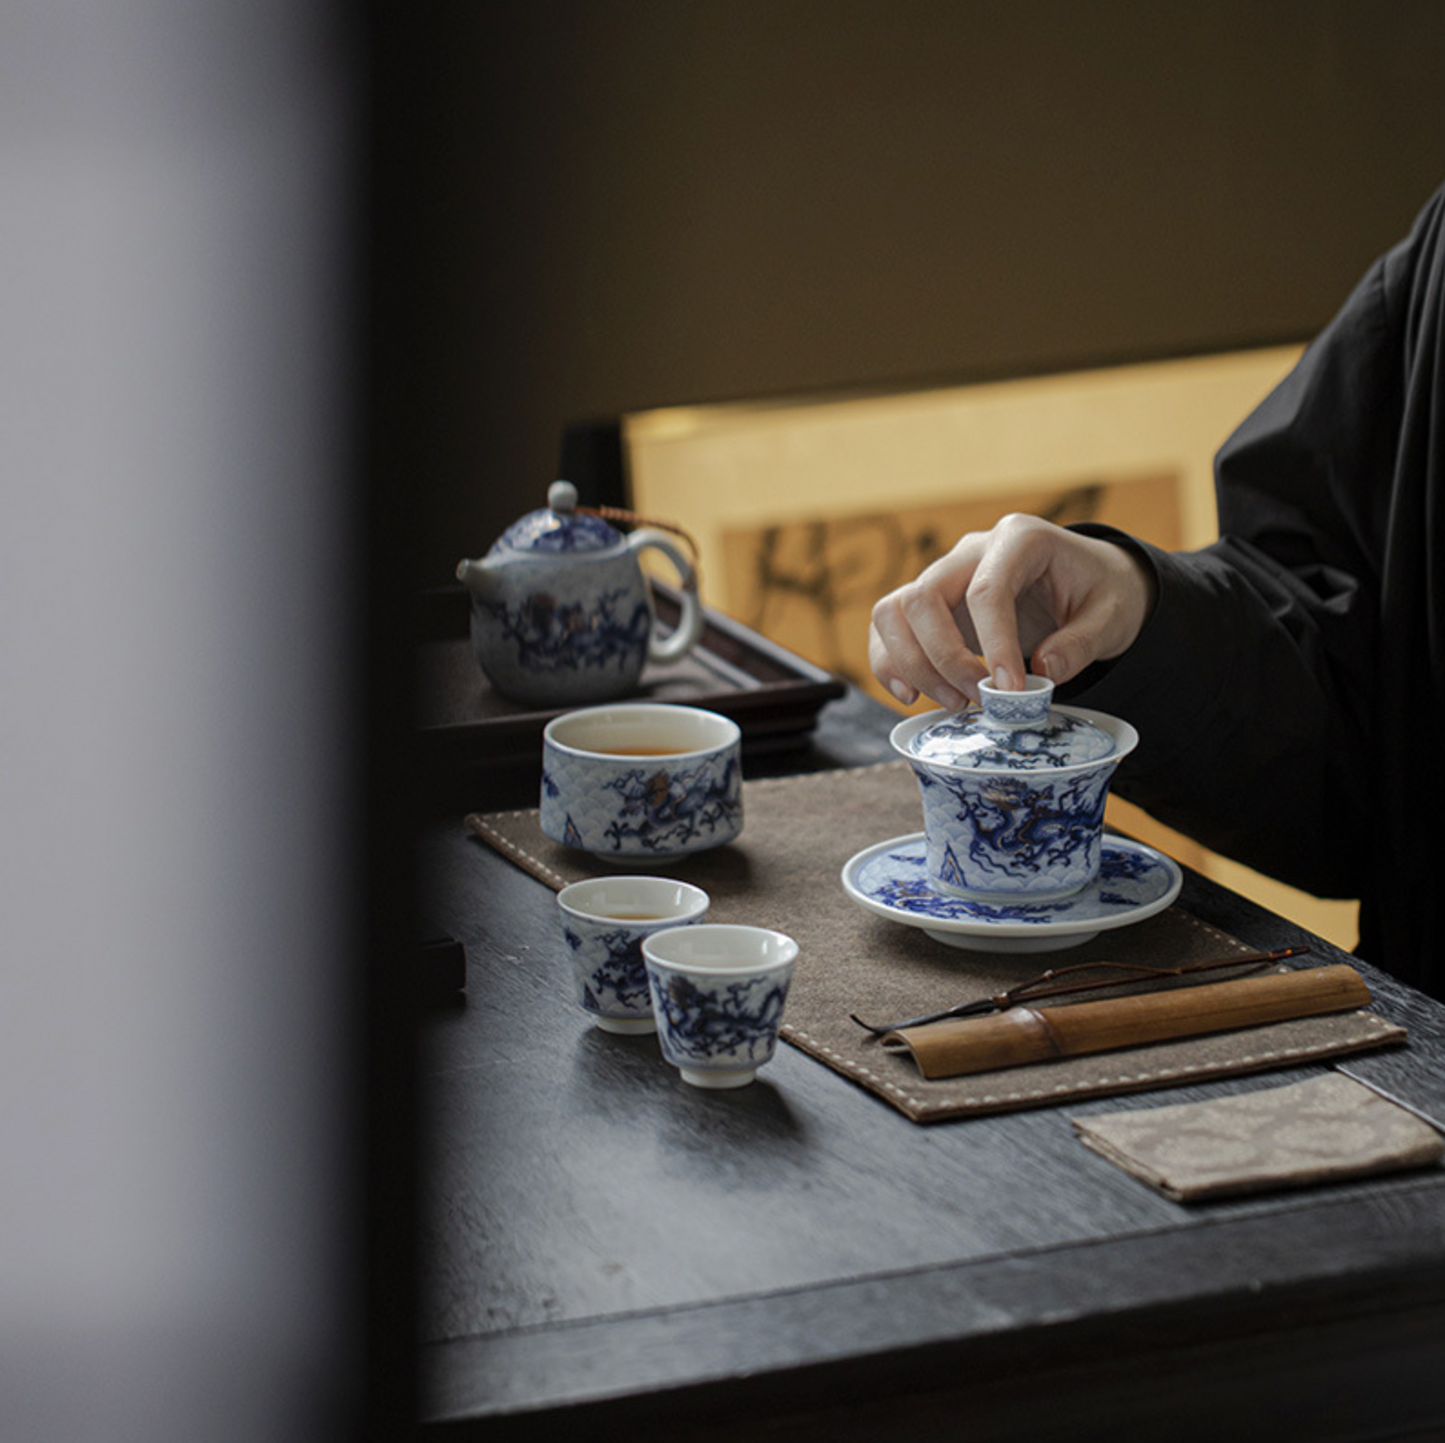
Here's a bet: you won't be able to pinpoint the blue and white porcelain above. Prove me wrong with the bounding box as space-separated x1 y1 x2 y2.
556 876 710 1033
642 924 798 1088
841 832 1182 953
456 480 705 707
541 702 744 863
891 675 1138 902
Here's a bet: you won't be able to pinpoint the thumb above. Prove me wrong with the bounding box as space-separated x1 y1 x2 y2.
1032 619 1107 687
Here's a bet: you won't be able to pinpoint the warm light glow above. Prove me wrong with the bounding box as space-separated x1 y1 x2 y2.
623 346 1361 951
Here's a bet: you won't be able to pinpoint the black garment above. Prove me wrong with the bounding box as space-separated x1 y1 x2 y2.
1069 182 1444 998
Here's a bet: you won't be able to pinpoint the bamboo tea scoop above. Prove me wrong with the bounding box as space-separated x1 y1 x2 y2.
882 965 1373 1080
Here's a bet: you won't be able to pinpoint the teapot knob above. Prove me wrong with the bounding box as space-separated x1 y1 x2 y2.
547 480 578 512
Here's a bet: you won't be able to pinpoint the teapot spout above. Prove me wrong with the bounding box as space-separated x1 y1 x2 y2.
455 557 490 592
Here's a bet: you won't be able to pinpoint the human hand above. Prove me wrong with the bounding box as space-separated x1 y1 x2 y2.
868 514 1156 709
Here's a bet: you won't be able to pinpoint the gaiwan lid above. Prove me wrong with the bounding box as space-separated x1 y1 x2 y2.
904 675 1116 771
490 481 623 556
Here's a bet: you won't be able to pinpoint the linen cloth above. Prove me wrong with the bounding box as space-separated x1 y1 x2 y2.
468 761 1404 1121
1072 1073 1444 1201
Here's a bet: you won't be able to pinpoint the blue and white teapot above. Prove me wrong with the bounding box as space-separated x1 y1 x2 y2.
455 481 705 707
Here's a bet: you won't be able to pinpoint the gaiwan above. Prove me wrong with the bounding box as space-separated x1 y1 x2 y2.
890 675 1138 902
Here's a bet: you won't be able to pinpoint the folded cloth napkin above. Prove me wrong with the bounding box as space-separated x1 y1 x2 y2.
1072 1073 1444 1202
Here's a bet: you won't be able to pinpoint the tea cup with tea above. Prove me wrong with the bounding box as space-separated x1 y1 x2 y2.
540 702 743 862
556 875 711 1033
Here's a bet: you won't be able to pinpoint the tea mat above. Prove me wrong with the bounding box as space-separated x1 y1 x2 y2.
1071 1073 1444 1201
466 761 1405 1122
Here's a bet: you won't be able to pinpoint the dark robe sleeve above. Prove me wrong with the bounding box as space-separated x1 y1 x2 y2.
1066 181 1445 994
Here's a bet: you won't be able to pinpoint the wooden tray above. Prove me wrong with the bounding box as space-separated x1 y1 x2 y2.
415 582 846 809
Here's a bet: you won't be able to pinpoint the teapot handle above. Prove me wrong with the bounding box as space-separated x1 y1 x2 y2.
626 528 704 665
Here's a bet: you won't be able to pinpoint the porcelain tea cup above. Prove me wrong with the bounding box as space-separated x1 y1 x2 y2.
540 702 744 863
556 876 710 1033
641 924 797 1089
890 675 1137 902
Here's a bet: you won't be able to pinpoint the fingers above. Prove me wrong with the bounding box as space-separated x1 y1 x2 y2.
958 514 1056 690
1029 588 1118 685
870 545 990 710
1033 540 1157 682
867 620 922 706
1031 620 1096 688
868 515 1155 709
869 600 982 712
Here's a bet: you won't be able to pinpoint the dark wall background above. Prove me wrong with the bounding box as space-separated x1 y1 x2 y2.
373 0 1445 588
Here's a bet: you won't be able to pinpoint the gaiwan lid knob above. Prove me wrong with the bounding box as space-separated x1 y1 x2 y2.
977 672 1055 728
489 480 623 556
907 674 1117 770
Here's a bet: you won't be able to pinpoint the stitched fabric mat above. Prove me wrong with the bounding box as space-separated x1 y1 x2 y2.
466 761 1404 1122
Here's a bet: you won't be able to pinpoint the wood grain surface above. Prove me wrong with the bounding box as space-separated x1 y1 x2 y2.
417 688 1445 1441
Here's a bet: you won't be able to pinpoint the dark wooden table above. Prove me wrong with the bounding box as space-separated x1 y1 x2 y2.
416 686 1445 1442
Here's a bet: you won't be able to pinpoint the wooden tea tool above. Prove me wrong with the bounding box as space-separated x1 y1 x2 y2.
883 965 1374 1080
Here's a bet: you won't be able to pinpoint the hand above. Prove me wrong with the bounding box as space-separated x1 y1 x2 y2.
868 514 1156 709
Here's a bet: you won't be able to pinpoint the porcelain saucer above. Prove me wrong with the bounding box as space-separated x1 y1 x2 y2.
840 833 1183 953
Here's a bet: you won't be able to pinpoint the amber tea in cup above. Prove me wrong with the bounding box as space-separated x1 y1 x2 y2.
541 703 744 862
556 876 710 1033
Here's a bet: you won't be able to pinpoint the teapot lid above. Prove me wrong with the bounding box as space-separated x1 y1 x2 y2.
490 481 623 555
904 675 1116 770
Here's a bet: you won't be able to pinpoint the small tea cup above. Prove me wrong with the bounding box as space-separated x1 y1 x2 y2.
556 876 710 1033
641 924 797 1089
540 702 743 863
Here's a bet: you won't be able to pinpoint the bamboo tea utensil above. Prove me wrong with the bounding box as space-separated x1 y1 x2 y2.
850 946 1309 1036
883 964 1374 1080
